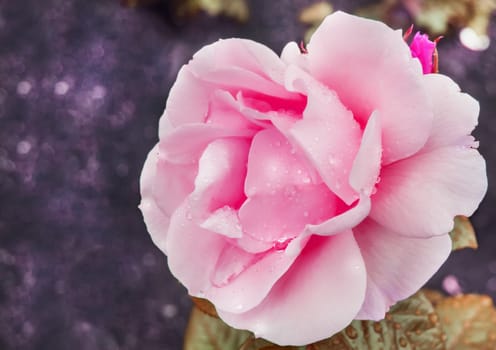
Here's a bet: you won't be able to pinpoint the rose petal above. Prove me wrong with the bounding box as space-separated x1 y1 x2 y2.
306 11 432 164
354 219 452 319
371 146 487 237
139 145 170 253
204 247 299 314
306 193 371 236
218 233 367 346
160 123 255 164
281 42 309 69
244 128 320 197
190 138 250 216
166 201 227 296
239 184 337 243
200 206 243 239
163 66 211 129
153 152 197 219
349 110 382 195
283 65 362 204
188 38 296 100
422 74 480 151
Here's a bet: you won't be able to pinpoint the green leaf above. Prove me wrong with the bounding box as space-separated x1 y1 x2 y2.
449 216 478 251
310 292 446 350
184 306 252 350
433 294 496 349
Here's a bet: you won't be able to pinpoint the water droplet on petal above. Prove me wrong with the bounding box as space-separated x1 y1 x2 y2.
274 238 292 251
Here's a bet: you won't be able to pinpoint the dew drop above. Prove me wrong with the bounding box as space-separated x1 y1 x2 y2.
274 238 292 251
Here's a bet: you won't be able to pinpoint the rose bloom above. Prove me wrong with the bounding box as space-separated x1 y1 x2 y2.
140 12 487 346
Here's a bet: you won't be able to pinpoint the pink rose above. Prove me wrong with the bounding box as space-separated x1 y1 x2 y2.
408 30 437 74
139 12 487 346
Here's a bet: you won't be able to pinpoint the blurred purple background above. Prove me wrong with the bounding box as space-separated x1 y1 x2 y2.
0 0 495 349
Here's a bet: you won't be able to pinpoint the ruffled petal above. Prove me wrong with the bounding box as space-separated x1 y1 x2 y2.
139 145 170 253
371 146 487 237
354 219 452 319
218 233 366 346
167 203 299 315
189 138 250 216
421 74 480 151
160 123 255 164
204 246 299 314
162 66 211 130
283 65 362 204
188 38 296 100
306 11 432 164
153 150 197 219
349 111 382 195
166 201 228 295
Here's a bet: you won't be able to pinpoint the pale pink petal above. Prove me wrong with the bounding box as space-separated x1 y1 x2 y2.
207 90 265 131
165 200 228 295
306 193 371 236
306 11 432 164
349 111 382 195
239 184 337 243
167 203 298 315
190 38 286 85
283 65 362 204
280 42 308 69
163 66 211 129
200 206 243 239
354 219 452 319
371 147 487 237
159 123 255 164
188 39 297 100
139 145 170 253
244 128 321 197
218 233 367 346
190 138 250 216
421 74 480 151
204 246 299 314
153 151 197 218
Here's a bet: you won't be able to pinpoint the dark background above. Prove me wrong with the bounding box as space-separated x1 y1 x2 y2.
0 0 494 349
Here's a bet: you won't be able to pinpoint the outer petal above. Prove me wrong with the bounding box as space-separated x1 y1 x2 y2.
139 145 170 253
203 246 299 314
306 12 432 164
153 151 197 219
162 66 211 130
218 233 367 346
371 146 487 237
166 201 227 295
168 208 300 315
188 38 296 100
421 74 480 151
160 123 255 164
354 219 452 320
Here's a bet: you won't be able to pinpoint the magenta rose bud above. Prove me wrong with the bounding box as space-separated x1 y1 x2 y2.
139 12 487 346
409 31 437 74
